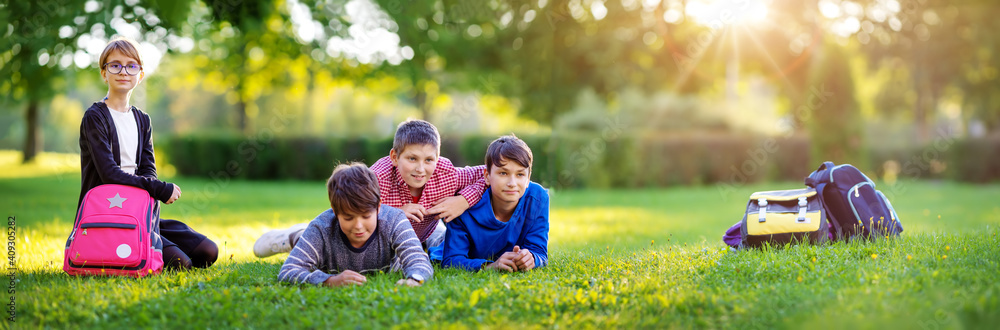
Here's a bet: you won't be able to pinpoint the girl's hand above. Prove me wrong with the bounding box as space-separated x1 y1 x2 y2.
166 184 181 204
323 270 367 287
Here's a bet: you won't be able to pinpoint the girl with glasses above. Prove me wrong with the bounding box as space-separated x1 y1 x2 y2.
77 37 218 270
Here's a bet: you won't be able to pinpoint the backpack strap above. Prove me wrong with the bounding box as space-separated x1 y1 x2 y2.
804 161 843 239
804 161 836 187
810 181 843 240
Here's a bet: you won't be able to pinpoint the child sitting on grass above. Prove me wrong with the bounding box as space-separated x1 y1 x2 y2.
442 135 549 272
77 37 216 270
278 163 432 287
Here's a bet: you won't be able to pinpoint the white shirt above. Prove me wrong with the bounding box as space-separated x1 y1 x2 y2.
108 107 139 175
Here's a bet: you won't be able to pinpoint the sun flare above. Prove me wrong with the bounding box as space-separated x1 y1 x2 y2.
685 0 771 27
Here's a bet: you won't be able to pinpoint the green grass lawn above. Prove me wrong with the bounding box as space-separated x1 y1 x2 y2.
2 151 999 328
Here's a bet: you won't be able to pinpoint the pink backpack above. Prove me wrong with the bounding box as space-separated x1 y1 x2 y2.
64 184 164 277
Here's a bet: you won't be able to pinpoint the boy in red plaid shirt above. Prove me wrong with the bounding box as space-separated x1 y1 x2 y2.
254 120 487 258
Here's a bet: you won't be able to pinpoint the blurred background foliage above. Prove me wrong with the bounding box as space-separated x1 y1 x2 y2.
2 0 999 188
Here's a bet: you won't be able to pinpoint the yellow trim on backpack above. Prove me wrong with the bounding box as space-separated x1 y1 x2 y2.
746 212 822 235
749 190 817 201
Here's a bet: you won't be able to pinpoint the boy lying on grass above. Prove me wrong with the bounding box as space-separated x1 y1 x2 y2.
278 163 432 287
256 119 486 258
442 135 550 272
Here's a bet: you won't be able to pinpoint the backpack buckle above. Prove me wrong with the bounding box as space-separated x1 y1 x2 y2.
797 196 808 223
758 198 768 222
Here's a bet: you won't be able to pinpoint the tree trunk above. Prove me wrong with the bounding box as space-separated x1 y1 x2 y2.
236 41 248 134
914 82 931 143
236 98 248 134
22 101 41 163
415 87 429 120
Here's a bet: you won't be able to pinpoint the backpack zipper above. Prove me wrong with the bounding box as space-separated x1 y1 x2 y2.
847 181 874 226
830 164 876 185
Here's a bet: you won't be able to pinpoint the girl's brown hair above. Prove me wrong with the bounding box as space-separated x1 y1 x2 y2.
99 37 143 70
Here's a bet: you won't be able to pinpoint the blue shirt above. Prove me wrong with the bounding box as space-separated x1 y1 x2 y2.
442 182 550 271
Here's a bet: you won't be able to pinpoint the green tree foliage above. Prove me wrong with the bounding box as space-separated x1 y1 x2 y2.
806 39 864 165
200 0 278 133
842 0 1000 138
1 0 194 162
360 0 716 124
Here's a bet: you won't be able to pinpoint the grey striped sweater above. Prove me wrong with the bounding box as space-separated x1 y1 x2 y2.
278 205 433 285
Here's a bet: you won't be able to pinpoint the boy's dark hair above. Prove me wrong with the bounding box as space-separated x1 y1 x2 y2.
327 163 381 216
392 119 440 154
485 134 533 171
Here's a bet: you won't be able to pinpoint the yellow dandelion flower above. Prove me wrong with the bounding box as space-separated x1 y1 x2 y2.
797 276 803 283
941 255 947 260
938 215 941 219
811 257 816 263
906 254 912 260
945 245 950 251
871 254 878 260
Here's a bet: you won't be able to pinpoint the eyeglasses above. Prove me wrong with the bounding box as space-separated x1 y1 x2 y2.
103 62 142 76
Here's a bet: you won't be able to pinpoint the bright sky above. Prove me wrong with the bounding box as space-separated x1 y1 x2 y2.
51 0 904 73
308 0 408 65
684 0 770 27
55 0 194 75
819 0 903 37
52 0 407 76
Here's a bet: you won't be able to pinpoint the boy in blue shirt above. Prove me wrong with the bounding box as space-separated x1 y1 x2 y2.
442 135 549 272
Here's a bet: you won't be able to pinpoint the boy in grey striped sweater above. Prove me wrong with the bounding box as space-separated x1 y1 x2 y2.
279 163 432 287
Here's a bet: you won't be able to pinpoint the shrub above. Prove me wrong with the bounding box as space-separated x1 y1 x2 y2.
160 133 999 186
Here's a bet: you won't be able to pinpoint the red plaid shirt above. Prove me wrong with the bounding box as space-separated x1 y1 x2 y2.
370 156 487 242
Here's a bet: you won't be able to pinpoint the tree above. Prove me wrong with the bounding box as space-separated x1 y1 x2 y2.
806 39 864 165
1 0 194 162
360 0 714 125
200 0 277 133
838 0 998 138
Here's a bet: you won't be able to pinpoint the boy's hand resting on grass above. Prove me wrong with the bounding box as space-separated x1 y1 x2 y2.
323 270 367 287
484 253 518 272
485 246 534 272
395 278 422 287
399 203 427 223
511 245 535 271
426 196 470 223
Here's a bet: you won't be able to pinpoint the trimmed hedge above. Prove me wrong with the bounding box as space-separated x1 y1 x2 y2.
162 134 393 181
160 133 1000 187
